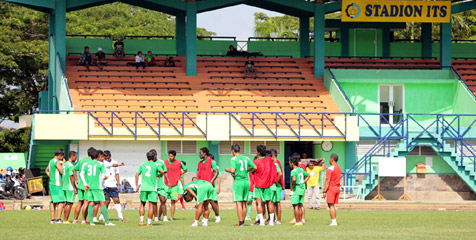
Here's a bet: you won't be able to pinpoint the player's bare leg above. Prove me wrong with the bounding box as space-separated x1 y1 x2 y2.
210 200 219 218
147 202 157 226
301 205 306 222
203 200 210 226
64 203 73 222
328 203 337 226
293 204 302 225
93 204 99 222
266 200 275 226
276 202 282 223
159 195 167 221
255 198 266 225
49 202 55 222
139 201 146 225
170 199 176 219
73 200 83 223
82 200 89 224
56 203 64 221
235 201 245 226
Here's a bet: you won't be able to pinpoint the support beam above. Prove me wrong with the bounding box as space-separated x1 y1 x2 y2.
264 0 314 13
440 22 452 68
185 1 197 76
197 0 246 13
341 27 349 57
176 11 186 57
299 14 310 58
452 0 476 14
325 0 342 13
48 11 56 111
382 28 390 58
421 23 432 59
4 0 54 9
54 0 66 72
314 4 325 77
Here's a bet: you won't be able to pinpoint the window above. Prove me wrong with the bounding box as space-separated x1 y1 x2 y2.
166 141 197 155
249 141 281 155
219 141 245 155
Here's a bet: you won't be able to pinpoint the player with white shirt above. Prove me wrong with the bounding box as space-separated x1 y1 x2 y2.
99 150 126 222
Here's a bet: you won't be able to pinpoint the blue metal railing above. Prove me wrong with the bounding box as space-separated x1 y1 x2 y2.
326 68 355 113
50 34 73 111
450 66 476 102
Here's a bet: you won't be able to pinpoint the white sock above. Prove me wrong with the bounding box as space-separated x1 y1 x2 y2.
216 215 220 220
155 217 159 221
331 219 337 224
163 216 168 221
93 217 97 222
140 216 144 223
203 218 208 224
258 214 264 224
114 204 123 219
193 220 199 225
269 213 275 223
147 219 152 225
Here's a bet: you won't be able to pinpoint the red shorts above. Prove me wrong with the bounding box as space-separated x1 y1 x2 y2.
326 187 340 204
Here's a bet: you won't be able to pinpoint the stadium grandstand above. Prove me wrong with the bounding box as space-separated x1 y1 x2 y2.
8 0 476 201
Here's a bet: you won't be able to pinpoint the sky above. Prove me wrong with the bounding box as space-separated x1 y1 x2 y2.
197 4 282 41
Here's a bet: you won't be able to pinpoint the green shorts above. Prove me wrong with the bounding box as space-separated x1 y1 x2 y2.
232 179 250 202
247 191 255 202
87 189 105 202
157 187 168 197
77 189 86 201
64 190 76 203
272 185 282 203
49 185 65 203
254 187 272 201
177 181 184 195
166 185 181 201
140 191 158 203
291 193 304 205
196 184 215 204
210 186 218 202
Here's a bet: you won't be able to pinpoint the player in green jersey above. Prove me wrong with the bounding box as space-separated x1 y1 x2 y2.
148 149 170 222
45 149 65 224
136 151 165 226
289 153 310 226
271 149 283 225
73 147 95 224
225 144 256 227
81 149 114 226
62 151 78 224
183 179 215 227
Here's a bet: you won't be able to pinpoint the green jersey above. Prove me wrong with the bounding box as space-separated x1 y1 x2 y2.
82 160 106 190
155 159 167 189
74 157 92 190
137 161 159 192
184 180 211 193
48 158 62 187
275 162 282 188
231 155 255 180
291 167 309 195
62 161 75 191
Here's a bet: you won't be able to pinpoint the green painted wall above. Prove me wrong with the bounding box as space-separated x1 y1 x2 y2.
0 153 27 169
312 141 346 187
324 69 353 112
161 141 208 173
406 156 455 174
246 41 341 58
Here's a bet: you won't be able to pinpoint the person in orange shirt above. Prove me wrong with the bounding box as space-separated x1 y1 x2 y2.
323 154 342 226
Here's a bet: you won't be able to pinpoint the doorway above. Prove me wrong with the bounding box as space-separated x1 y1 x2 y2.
284 141 313 188
379 85 404 125
354 29 377 57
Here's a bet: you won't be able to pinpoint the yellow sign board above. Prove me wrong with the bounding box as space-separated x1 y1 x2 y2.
342 0 451 23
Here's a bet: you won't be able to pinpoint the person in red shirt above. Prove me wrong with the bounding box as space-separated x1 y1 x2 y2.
323 153 342 226
164 150 187 221
197 147 220 222
253 145 277 226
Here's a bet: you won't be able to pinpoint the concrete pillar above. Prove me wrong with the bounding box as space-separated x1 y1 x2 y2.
440 22 452 68
176 11 186 57
421 23 432 59
299 13 310 58
185 2 197 76
313 3 325 77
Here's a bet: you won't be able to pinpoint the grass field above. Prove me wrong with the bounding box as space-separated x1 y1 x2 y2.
2 209 476 239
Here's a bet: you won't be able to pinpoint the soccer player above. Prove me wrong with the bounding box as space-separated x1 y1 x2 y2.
289 153 310 226
197 147 220 223
73 147 95 224
270 149 283 225
45 148 65 224
183 179 215 227
101 150 126 222
208 153 221 222
245 160 256 221
225 144 256 227
164 150 187 221
323 153 342 226
136 151 164 226
62 151 78 224
253 145 277 226
149 149 170 222
81 149 115 226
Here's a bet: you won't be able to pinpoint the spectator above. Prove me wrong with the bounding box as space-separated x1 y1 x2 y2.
94 48 107 70
135 51 146 71
306 160 326 210
244 56 257 79
114 39 125 58
78 46 92 70
146 51 156 66
164 56 176 67
227 45 263 57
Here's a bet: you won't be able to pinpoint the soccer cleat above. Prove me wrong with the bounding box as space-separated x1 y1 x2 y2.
81 221 89 225
50 219 55 224
93 218 99 223
163 217 169 222
105 222 116 226
154 217 159 222
268 221 274 226
294 222 303 226
55 220 63 224
215 216 221 223
289 219 296 224
98 215 105 222
169 218 175 221
302 219 306 223
245 217 252 221
329 223 338 227
275 221 281 225
90 223 96 226
63 221 72 224
191 222 199 227
72 220 79 224
235 223 244 227
253 220 260 226
202 222 208 227
259 222 265 226
138 222 145 226
146 224 152 227
119 218 127 222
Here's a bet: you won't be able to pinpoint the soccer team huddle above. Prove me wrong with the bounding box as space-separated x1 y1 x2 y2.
46 144 342 227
